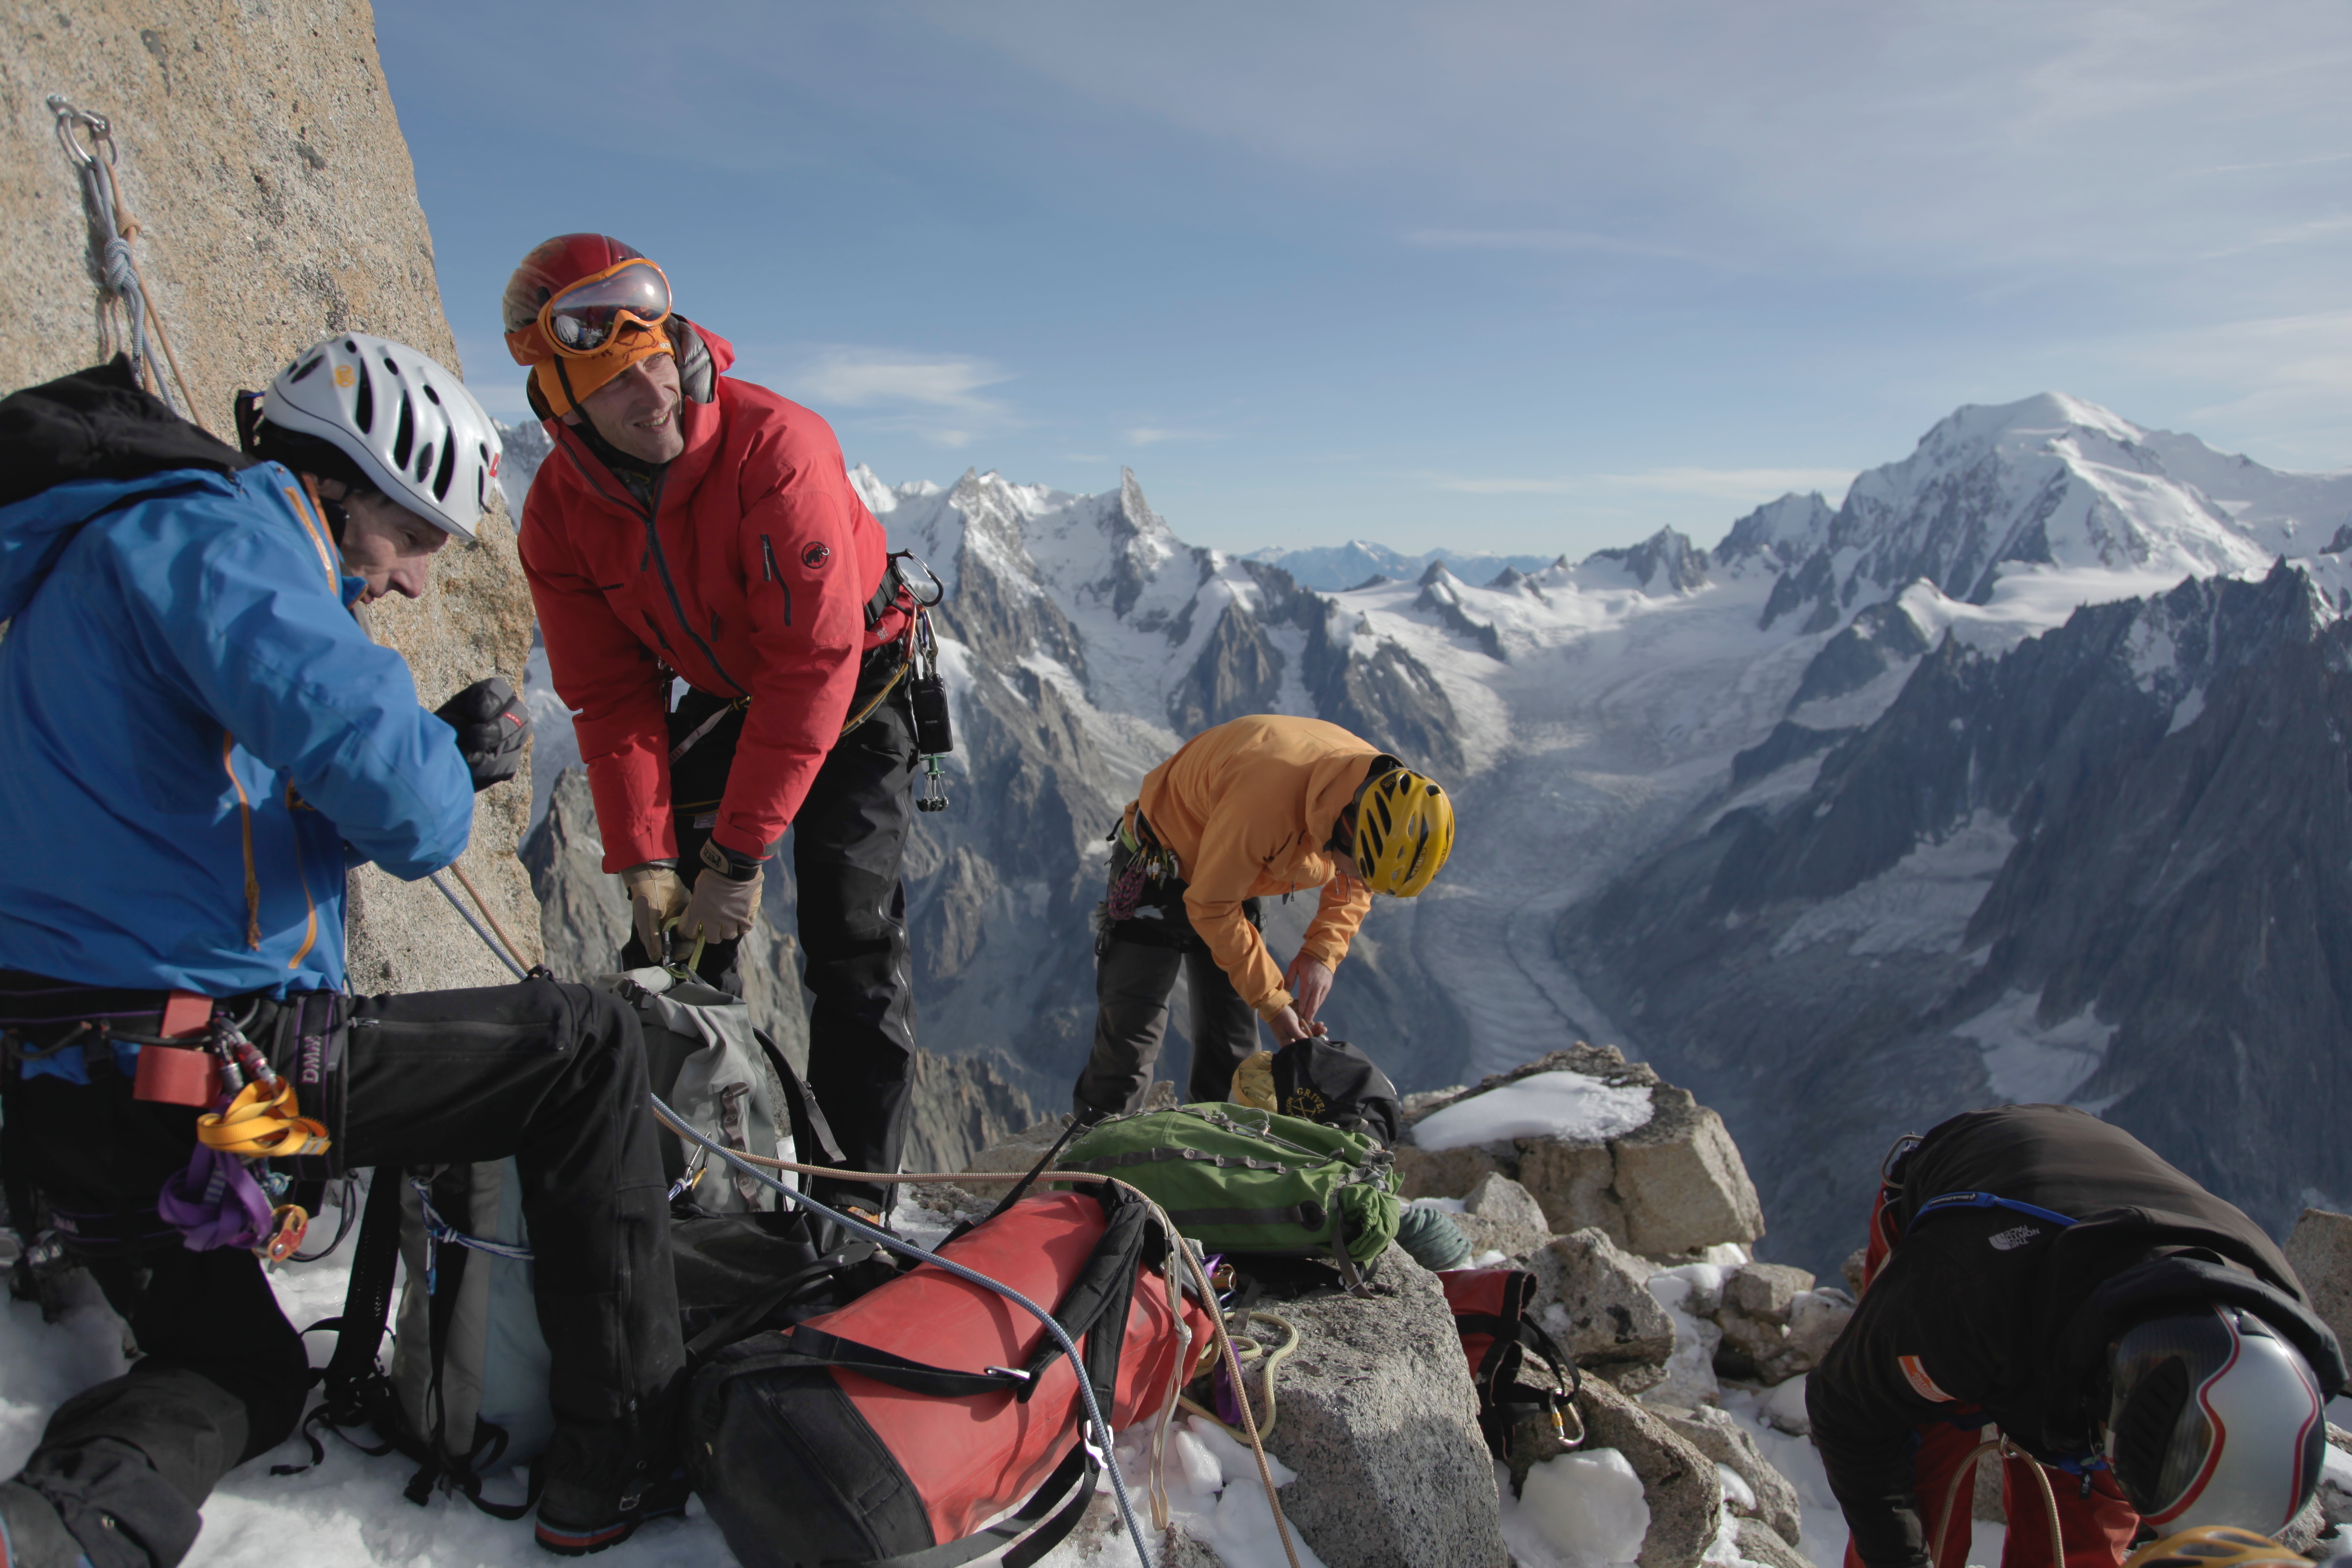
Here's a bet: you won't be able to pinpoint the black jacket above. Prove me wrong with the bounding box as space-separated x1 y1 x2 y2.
1808 1105 2344 1568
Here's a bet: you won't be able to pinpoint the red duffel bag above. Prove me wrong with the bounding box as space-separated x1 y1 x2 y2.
689 1182 1213 1568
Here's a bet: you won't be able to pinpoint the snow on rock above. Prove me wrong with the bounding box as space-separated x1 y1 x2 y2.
1037 1416 1326 1568
1413 1072 1656 1151
1947 989 2116 1105
1719 1385 1849 1568
1502 1447 1652 1568
1644 1266 1727 1411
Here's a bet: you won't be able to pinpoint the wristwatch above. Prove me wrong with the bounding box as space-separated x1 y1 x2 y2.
699 840 764 882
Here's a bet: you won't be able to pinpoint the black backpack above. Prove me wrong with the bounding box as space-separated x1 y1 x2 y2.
1269 1037 1403 1145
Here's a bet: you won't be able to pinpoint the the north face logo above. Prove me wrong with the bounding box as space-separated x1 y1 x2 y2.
1989 1225 2041 1251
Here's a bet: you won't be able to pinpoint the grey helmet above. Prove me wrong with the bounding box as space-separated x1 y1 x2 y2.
262 333 501 540
2103 1304 2325 1535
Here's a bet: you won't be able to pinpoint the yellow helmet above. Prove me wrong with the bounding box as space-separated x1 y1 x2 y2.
1354 767 1454 897
2122 1529 2306 1568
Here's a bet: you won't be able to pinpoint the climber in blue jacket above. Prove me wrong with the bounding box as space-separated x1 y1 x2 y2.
0 340 683 1567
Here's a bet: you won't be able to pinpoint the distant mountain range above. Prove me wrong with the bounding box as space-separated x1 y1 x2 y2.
511 395 2352 1271
1246 541 1560 592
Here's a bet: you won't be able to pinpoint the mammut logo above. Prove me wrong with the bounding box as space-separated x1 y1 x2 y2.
1989 1225 2040 1251
802 542 831 569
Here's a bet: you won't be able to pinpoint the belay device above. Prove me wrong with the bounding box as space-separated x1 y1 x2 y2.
902 559 954 813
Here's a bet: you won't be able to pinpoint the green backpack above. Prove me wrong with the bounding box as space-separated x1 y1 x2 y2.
1056 1104 1402 1279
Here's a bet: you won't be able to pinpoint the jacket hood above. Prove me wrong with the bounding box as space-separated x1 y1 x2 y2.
1304 751 1378 848
0 358 251 622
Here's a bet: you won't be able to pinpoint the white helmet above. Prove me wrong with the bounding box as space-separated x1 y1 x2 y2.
261 333 501 540
2103 1304 2326 1536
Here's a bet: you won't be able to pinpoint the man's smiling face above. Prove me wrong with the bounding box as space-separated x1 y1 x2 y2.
570 352 685 465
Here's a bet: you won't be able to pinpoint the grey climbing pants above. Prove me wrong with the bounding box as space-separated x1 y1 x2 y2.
1069 838 1264 1117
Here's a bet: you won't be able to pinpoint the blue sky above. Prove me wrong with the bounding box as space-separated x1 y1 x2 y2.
378 1 2351 560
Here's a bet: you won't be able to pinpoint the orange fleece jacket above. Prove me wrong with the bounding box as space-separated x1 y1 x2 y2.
1132 715 1380 1019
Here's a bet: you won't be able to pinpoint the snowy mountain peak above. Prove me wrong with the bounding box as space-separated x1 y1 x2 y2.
1713 492 1835 571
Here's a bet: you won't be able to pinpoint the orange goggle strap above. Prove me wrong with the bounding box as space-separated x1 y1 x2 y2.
196 1078 331 1160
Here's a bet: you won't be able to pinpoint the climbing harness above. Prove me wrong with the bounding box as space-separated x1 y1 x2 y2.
1105 811 1183 921
46 95 201 424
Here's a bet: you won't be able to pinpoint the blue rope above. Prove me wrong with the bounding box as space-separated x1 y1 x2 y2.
408 1176 534 1296
650 1094 1154 1568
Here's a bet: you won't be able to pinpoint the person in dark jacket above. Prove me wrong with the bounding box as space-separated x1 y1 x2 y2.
501 234 918 1217
0 344 681 1566
1810 1105 2342 1568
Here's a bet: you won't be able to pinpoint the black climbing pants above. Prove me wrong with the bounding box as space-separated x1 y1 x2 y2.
1070 838 1264 1118
2 976 681 1568
617 652 918 1212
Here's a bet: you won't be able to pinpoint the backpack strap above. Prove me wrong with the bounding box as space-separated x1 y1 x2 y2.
862 1442 1099 1568
753 1027 844 1170
272 1166 407 1476
1908 1190 2079 1232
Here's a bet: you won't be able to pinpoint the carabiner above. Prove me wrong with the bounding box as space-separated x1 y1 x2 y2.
46 96 112 170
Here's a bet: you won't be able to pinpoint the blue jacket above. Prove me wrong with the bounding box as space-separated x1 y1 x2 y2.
0 438 475 997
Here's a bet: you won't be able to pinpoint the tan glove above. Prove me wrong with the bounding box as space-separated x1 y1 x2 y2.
681 864 763 944
620 863 691 959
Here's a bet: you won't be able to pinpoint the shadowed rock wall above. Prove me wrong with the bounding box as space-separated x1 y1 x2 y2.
2 0 542 989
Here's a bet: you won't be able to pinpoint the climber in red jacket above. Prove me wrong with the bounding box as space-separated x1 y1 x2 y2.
505 234 918 1214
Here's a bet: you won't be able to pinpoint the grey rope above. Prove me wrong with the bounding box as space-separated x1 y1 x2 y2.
428 870 529 980
48 96 171 413
653 1097 1156 1568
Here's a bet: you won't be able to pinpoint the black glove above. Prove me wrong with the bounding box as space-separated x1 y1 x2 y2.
436 676 530 793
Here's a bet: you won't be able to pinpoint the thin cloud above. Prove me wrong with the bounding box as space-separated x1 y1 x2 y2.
1426 467 1856 501
792 347 1016 447
798 348 1011 413
1599 467 1859 501
1404 228 1715 265
1124 426 1218 446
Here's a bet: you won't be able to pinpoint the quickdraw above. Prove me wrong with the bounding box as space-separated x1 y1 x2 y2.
408 1174 535 1295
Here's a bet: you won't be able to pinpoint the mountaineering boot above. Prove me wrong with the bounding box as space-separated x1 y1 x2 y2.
0 1481 89 1568
533 1471 691 1557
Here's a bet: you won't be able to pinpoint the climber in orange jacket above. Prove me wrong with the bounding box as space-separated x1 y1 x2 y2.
1070 714 1456 1117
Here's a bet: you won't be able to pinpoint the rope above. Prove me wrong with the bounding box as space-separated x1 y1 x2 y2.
447 860 533 975
1933 1436 2064 1568
46 96 203 427
642 1119 1304 1568
428 870 528 981
1176 1310 1300 1443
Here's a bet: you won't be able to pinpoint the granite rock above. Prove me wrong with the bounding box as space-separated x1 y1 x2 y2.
1262 1246 1508 1568
1573 1373 1722 1568
1526 1227 1675 1367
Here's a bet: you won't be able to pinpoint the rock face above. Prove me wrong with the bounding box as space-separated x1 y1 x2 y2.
1524 1227 1676 1369
1652 1403 1802 1545
1565 565 2352 1271
2 0 541 992
2285 1208 2352 1356
1262 1246 1508 1568
1446 1173 1555 1261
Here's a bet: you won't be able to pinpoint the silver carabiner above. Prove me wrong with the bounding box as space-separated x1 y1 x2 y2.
46 95 113 170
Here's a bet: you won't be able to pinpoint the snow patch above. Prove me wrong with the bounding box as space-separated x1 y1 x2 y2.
1950 989 2116 1103
1411 1073 1656 1151
1772 812 2014 959
1500 1447 1650 1568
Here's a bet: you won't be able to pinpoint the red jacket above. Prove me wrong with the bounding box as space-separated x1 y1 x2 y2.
519 327 903 872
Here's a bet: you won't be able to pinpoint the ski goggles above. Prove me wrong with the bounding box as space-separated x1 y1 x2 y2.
536 258 672 356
